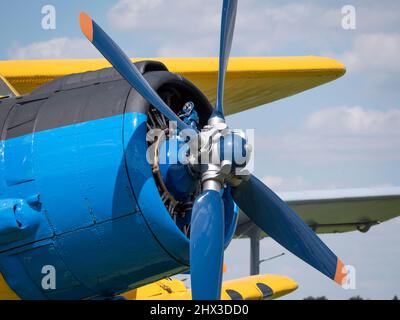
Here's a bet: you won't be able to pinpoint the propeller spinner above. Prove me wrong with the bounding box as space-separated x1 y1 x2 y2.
79 0 347 300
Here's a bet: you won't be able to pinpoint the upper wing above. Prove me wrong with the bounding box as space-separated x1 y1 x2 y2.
0 56 345 115
236 187 400 237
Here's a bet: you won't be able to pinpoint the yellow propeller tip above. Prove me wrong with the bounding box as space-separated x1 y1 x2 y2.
79 12 93 42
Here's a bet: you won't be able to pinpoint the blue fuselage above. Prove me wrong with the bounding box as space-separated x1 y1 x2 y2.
0 65 195 299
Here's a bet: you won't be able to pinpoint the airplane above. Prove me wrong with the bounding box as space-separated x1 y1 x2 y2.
0 0 399 300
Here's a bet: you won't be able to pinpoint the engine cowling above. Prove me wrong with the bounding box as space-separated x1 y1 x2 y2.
0 61 238 300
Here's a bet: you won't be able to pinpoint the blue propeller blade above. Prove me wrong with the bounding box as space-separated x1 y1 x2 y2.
79 12 191 131
190 190 225 300
214 0 238 120
232 175 347 285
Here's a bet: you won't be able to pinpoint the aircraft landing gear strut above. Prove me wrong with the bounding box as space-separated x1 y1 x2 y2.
250 228 261 275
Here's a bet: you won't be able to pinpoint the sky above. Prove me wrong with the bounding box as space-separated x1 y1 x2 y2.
0 0 399 299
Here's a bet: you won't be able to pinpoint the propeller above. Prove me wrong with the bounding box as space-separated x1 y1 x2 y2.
79 12 190 131
214 0 238 120
79 0 347 301
190 190 224 299
232 175 347 285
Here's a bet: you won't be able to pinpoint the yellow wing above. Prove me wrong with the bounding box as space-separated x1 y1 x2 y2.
0 57 345 115
121 274 298 300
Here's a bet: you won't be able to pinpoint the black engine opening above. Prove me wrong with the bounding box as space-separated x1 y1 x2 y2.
147 75 213 237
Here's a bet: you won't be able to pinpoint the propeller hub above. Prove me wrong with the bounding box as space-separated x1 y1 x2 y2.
218 131 249 169
192 124 252 190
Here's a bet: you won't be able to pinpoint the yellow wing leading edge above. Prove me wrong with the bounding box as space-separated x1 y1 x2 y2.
0 57 345 115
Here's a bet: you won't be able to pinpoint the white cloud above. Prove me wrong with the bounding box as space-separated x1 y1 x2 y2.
108 0 220 56
108 0 163 30
234 2 341 54
262 175 308 192
257 106 400 166
106 0 345 57
262 176 283 189
106 0 400 65
341 33 400 74
108 0 220 31
8 38 101 59
305 106 400 135
158 36 216 57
